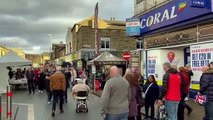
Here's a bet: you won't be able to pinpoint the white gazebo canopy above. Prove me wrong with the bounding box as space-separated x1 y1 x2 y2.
0 51 32 66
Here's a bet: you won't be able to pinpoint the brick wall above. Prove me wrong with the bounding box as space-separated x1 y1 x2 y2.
73 26 136 53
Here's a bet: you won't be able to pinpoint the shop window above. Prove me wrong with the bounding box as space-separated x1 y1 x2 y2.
101 37 110 49
136 40 143 49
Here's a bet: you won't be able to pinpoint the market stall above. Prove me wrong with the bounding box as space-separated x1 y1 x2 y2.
0 51 32 93
87 51 127 94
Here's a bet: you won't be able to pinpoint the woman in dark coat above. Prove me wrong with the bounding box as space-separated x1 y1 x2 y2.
143 75 159 120
45 69 52 104
38 68 46 93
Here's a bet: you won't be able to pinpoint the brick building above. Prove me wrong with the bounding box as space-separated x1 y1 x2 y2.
51 42 66 60
66 16 136 68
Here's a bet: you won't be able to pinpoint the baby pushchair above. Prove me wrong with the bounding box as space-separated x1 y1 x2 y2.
75 91 88 113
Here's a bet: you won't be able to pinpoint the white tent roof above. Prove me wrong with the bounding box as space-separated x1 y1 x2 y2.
0 51 32 66
88 51 125 65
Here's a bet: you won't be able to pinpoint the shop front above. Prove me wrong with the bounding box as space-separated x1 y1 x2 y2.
127 0 213 97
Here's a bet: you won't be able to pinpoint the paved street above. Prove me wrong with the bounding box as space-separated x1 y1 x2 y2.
1 88 101 120
1 88 205 120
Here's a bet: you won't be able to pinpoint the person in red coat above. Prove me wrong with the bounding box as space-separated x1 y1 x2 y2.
34 68 40 89
178 67 193 120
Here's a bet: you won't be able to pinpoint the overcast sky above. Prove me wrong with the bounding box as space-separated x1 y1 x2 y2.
0 0 134 54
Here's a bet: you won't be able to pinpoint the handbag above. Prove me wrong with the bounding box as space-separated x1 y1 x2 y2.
195 94 207 106
142 83 153 99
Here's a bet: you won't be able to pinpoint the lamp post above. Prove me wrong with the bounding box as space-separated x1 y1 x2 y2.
48 34 52 60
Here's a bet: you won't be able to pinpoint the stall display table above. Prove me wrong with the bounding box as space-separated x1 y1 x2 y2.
9 78 27 85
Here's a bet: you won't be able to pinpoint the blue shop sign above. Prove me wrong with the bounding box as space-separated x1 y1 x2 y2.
191 0 205 8
126 18 141 36
139 0 213 35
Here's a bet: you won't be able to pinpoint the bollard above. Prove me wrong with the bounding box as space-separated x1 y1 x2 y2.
0 94 2 120
6 85 12 120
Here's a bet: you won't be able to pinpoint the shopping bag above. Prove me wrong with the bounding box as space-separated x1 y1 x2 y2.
195 95 207 106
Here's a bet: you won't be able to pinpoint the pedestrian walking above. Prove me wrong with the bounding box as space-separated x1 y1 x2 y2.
157 62 186 120
71 67 77 87
184 64 194 114
38 68 46 93
101 66 131 120
125 73 143 120
33 68 39 90
101 68 110 90
45 69 52 104
133 73 143 120
143 75 159 120
49 66 66 117
199 62 213 120
26 67 35 95
64 67 71 103
178 67 190 120
7 67 14 80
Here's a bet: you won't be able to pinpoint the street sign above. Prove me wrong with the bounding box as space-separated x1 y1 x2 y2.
123 52 131 60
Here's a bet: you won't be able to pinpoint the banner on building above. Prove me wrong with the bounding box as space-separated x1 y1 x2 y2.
139 0 213 34
94 3 99 56
191 43 213 82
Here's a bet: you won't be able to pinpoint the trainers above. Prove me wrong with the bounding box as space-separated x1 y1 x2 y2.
41 91 44 93
48 102 50 104
51 112 55 117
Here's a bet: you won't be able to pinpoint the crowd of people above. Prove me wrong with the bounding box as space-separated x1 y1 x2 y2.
7 67 27 80
8 61 213 119
20 63 90 117
100 62 213 120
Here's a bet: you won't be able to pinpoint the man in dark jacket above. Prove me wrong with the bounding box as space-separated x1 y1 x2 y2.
199 62 213 120
63 67 71 103
26 67 35 95
158 62 186 120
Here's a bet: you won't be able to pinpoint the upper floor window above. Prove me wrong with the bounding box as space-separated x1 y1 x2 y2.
101 37 110 49
136 39 143 49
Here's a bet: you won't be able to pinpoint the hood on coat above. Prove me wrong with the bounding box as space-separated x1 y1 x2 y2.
167 68 178 74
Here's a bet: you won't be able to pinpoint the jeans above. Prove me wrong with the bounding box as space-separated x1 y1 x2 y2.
204 101 213 120
46 90 52 102
165 100 180 120
105 112 128 120
52 90 64 112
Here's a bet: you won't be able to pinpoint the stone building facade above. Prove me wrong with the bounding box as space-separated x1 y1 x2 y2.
66 17 136 68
